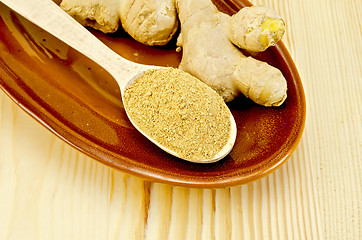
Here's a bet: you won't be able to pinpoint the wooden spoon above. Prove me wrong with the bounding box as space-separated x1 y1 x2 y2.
1 0 237 163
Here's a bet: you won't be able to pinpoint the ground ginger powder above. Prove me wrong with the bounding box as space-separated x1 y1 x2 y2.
123 67 231 162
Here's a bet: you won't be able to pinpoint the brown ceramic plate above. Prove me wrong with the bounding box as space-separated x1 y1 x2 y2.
0 0 305 188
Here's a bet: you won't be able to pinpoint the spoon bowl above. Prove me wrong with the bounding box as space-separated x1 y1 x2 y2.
1 0 237 163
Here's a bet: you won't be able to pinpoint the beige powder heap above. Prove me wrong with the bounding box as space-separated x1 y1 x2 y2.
123 67 231 162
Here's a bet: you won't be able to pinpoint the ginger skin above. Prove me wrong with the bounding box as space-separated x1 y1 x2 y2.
119 0 178 46
60 0 121 33
176 0 287 106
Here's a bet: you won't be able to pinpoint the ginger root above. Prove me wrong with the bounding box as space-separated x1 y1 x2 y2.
60 0 179 46
60 0 287 106
60 0 122 33
176 0 287 106
119 0 178 46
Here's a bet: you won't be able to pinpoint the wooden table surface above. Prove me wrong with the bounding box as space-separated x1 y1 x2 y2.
0 0 361 239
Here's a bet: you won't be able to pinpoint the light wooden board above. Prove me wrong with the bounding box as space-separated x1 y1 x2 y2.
0 0 361 239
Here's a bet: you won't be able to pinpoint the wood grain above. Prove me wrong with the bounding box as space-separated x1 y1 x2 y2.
0 0 361 239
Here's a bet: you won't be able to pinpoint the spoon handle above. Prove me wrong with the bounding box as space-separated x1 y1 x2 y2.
1 0 144 90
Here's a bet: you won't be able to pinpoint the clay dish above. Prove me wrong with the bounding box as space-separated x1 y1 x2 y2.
0 0 305 188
